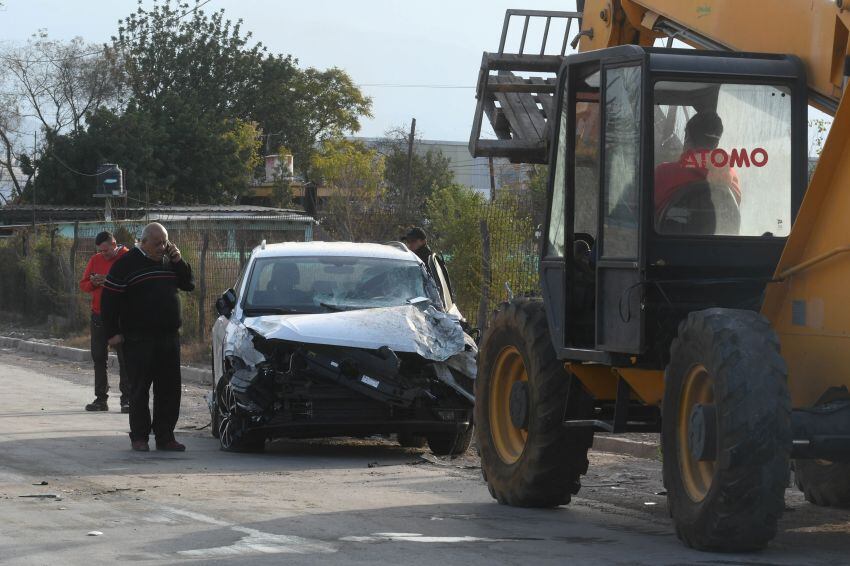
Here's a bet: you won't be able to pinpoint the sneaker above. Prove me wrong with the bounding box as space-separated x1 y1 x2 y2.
120 403 130 414
131 440 149 452
85 399 108 412
155 440 186 452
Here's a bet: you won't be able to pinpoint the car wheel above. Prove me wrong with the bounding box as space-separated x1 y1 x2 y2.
427 422 474 456
795 459 850 508
217 376 265 453
397 432 427 448
210 352 221 439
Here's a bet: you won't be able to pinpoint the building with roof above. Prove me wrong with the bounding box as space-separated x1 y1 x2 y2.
352 137 532 199
0 204 316 242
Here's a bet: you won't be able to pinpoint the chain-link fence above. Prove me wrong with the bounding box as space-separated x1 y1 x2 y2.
0 193 542 355
0 215 312 347
312 191 541 329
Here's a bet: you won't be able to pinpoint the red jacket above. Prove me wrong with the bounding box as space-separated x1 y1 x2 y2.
79 245 129 315
655 157 741 213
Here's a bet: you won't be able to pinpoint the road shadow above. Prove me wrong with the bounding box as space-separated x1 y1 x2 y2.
114 501 850 565
0 431 453 477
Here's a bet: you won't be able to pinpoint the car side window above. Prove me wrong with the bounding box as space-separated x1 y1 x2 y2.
428 254 454 312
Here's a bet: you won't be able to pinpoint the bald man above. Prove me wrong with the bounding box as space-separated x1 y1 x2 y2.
101 222 195 452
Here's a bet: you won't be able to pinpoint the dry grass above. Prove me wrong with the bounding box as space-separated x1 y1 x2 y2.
62 333 90 349
60 332 210 368
182 339 211 368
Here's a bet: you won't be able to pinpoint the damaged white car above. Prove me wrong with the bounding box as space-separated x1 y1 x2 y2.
209 241 476 456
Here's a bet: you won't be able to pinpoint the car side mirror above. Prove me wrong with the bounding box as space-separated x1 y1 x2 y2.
216 288 237 318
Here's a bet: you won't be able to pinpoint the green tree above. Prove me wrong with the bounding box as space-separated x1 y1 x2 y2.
526 164 549 226
26 0 372 204
426 184 485 317
311 139 388 241
288 68 372 172
426 184 537 327
116 1 370 173
243 59 372 175
30 105 260 205
380 128 455 225
115 0 265 116
0 33 121 201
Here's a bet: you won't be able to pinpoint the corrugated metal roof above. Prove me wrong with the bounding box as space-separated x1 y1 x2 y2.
0 204 316 225
0 204 305 213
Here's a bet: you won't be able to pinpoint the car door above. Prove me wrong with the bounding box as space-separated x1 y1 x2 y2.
427 253 458 316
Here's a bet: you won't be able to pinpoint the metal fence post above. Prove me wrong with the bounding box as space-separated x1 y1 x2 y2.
68 221 80 326
478 218 492 331
198 231 209 340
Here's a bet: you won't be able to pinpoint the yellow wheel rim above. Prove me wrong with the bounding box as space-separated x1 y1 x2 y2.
678 364 717 502
489 346 529 464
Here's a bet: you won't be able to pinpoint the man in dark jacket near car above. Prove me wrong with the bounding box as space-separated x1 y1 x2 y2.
101 222 195 452
402 227 433 264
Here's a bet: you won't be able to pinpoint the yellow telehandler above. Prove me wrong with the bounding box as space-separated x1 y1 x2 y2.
470 0 850 551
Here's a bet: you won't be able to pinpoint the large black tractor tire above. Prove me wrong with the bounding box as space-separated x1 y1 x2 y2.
216 376 266 453
794 460 850 508
663 309 791 552
427 422 474 456
475 299 594 508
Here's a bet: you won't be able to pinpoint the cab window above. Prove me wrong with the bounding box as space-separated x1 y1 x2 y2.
653 81 792 237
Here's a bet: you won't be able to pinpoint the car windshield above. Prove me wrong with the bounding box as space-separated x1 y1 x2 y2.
243 255 432 314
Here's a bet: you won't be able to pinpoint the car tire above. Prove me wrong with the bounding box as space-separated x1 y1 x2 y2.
397 433 427 448
663 308 791 552
794 460 850 508
210 352 221 439
427 423 474 456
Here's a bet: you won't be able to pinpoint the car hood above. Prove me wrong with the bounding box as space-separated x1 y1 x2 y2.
242 304 467 362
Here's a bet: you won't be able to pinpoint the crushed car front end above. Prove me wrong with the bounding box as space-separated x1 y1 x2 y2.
209 243 476 455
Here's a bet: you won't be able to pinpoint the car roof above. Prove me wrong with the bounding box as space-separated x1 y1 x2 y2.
251 241 421 262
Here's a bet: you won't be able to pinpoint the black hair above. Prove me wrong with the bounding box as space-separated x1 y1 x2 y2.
685 111 724 150
403 226 427 241
94 231 114 246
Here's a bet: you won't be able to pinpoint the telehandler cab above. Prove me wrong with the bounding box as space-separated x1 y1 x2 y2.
471 5 850 552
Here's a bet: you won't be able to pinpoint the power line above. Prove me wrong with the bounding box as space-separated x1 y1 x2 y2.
0 0 215 65
48 150 100 177
358 84 474 89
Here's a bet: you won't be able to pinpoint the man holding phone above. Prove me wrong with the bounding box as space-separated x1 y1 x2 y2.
79 231 129 412
101 222 195 452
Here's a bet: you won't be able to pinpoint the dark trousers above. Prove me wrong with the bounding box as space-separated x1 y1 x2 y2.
91 314 129 403
122 332 182 443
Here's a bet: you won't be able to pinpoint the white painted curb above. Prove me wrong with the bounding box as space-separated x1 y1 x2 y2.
0 336 213 386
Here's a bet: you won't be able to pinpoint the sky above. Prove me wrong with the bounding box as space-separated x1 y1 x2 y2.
1 0 579 142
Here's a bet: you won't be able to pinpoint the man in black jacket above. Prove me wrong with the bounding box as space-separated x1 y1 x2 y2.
401 227 433 264
101 222 195 452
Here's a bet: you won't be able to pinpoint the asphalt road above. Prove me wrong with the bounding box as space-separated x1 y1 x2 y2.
1 349 848 565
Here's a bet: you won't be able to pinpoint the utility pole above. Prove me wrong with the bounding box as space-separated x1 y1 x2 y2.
404 118 416 215
31 131 37 230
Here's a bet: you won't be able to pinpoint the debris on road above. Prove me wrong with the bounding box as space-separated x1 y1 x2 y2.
19 494 60 499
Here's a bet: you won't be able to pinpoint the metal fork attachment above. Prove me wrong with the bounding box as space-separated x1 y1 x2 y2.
469 9 583 164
